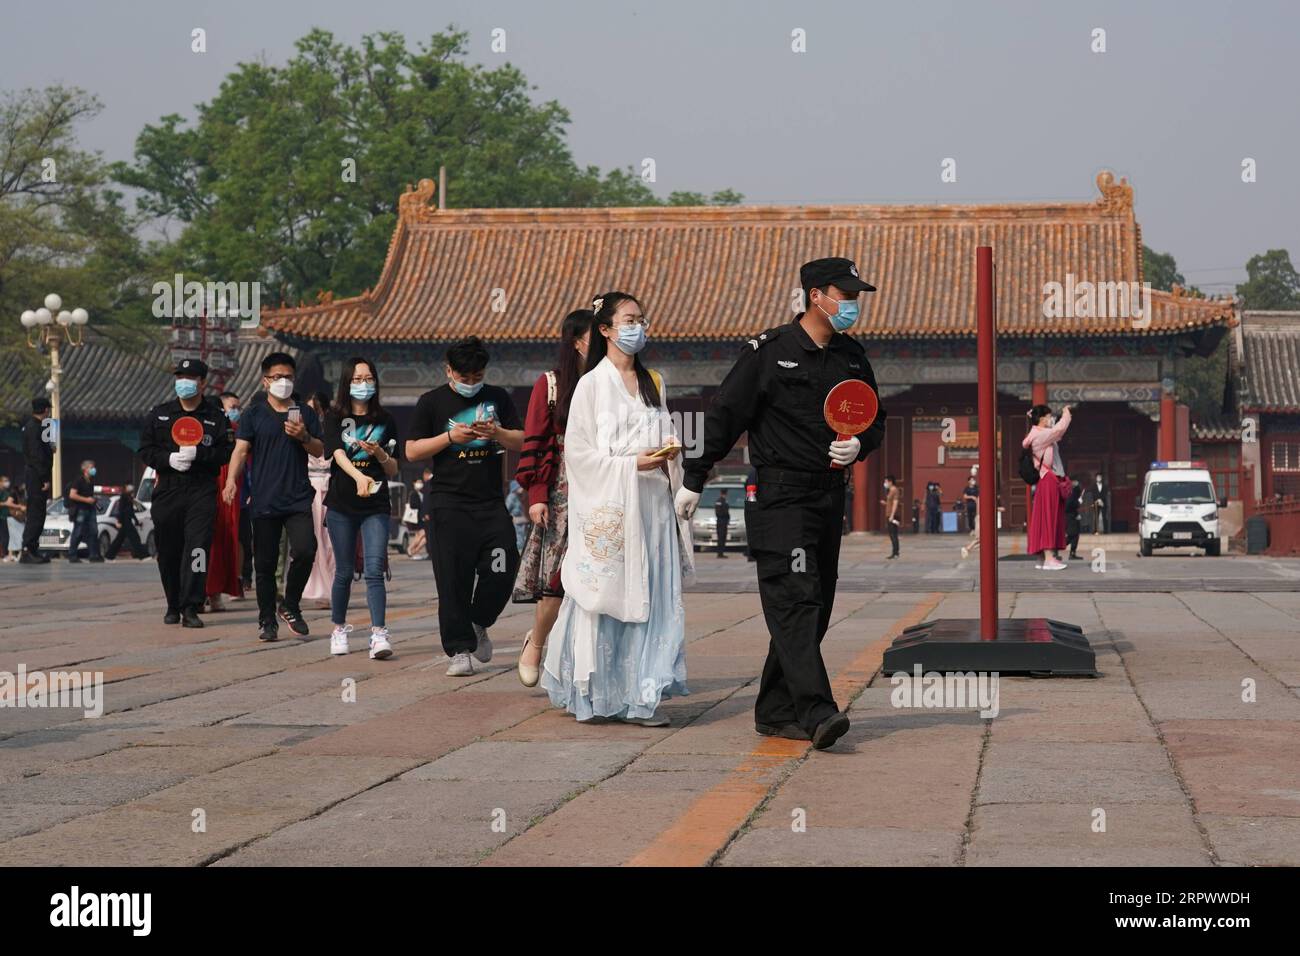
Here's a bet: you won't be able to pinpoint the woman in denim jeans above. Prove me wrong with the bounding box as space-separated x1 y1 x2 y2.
322 357 400 659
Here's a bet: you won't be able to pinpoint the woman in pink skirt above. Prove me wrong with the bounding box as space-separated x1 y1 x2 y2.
302 391 336 607
1023 403 1073 571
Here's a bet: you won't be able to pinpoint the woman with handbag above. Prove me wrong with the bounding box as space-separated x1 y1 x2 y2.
1022 403 1073 571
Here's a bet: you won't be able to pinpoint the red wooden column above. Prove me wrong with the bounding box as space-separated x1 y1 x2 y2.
977 247 998 640
1159 390 1177 461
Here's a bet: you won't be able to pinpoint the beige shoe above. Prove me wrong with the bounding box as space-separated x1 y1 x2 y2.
517 629 540 687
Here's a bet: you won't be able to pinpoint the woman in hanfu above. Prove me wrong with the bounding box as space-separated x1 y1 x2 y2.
541 292 694 726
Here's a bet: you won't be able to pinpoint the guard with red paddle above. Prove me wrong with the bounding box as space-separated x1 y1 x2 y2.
677 257 886 750
138 359 234 628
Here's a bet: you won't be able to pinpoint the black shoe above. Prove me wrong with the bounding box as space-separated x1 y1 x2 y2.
181 607 204 629
812 712 850 751
89 556 105 563
19 551 45 564
163 609 181 625
755 722 811 741
717 553 728 559
67 555 81 563
886 553 898 560
277 606 309 636
258 620 279 642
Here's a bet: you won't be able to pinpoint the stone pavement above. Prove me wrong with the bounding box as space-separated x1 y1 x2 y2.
1 535 1298 866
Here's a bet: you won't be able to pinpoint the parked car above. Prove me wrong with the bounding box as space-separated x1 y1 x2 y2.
41 489 155 558
1138 461 1221 557
691 480 748 552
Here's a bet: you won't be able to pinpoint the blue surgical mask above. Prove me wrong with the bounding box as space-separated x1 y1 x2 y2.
89 467 97 477
175 378 199 399
451 378 483 398
350 382 376 401
615 323 647 355
829 300 860 331
225 408 240 423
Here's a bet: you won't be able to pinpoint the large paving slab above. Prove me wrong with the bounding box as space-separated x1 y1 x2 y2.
3 539 1299 866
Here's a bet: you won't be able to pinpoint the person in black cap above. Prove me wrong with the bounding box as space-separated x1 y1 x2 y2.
676 257 887 750
138 358 234 627
19 396 54 563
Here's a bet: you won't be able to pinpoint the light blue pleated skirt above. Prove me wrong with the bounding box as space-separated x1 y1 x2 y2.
541 472 688 720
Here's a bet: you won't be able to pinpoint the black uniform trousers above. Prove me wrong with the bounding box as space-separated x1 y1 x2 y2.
152 483 217 613
715 519 729 556
22 468 48 554
430 504 519 656
746 475 845 735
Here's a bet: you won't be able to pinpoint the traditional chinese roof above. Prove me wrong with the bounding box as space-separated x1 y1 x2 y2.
1191 410 1241 442
1240 312 1300 413
262 171 1235 344
1 330 297 424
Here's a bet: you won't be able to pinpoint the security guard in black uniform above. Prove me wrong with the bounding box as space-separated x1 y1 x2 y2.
138 359 234 627
678 258 887 750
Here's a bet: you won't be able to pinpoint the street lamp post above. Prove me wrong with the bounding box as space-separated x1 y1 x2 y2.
20 293 89 497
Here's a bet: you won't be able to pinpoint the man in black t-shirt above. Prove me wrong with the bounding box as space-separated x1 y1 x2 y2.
65 460 103 562
406 336 524 677
222 352 324 642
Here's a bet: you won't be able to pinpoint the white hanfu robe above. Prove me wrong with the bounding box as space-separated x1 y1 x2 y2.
541 357 694 720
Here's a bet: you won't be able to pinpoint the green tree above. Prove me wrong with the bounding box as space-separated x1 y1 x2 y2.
1143 244 1202 296
1236 249 1300 310
113 28 742 308
0 86 155 419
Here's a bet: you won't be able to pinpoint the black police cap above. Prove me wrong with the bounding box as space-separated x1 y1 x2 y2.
174 358 209 377
800 257 876 294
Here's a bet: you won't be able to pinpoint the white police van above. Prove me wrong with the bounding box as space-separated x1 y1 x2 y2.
1138 461 1221 557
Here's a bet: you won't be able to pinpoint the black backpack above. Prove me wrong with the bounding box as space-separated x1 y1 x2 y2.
1019 446 1042 486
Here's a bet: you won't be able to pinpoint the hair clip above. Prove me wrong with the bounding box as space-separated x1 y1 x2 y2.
592 297 604 313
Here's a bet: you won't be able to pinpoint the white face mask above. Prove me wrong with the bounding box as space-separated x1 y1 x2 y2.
269 378 294 400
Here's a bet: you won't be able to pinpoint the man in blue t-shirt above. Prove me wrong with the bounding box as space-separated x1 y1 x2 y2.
222 352 324 642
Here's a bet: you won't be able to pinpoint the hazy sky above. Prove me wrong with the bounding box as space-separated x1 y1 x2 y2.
4 0 1297 293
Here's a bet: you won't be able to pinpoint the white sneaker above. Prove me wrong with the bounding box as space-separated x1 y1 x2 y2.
1042 560 1068 571
447 652 474 676
471 623 493 663
330 623 353 656
369 626 393 660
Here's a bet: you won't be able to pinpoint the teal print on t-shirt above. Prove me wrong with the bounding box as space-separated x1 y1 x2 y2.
446 402 500 453
344 422 388 461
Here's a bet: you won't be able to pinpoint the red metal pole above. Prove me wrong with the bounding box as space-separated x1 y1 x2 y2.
977 247 998 640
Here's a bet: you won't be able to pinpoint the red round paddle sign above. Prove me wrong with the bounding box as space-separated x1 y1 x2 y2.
824 379 879 436
170 416 205 447
824 379 879 471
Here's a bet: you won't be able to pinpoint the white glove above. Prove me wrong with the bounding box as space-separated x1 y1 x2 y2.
178 444 197 460
675 486 701 520
828 435 861 466
168 452 192 472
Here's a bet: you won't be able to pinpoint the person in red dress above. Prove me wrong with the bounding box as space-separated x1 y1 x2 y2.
206 391 245 610
511 309 594 686
1022 403 1073 571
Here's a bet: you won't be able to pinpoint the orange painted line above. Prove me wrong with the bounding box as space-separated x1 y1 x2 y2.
627 592 944 867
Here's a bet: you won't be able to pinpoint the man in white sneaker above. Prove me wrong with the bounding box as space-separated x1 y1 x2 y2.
405 337 524 676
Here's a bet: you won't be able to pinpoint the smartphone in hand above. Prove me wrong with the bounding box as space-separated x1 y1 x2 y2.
287 406 301 424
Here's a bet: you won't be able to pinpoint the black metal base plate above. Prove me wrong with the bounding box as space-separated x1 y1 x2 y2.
881 618 1099 677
